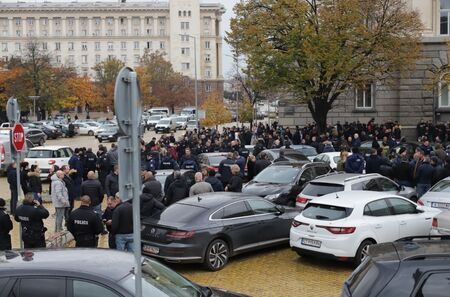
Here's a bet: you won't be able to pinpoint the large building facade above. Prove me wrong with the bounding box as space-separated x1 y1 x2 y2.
277 0 450 138
0 0 225 100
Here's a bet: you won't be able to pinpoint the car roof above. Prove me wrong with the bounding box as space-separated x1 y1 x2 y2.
30 145 71 150
269 161 312 168
310 172 381 185
0 249 133 281
317 152 342 157
198 152 228 157
369 239 450 262
179 192 262 209
310 190 400 208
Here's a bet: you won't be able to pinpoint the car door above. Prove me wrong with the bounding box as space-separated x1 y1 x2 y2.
387 197 432 238
6 277 66 297
246 199 290 242
363 199 400 243
218 201 260 252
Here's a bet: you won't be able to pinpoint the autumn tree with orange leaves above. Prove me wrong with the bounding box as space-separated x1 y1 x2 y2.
201 92 231 128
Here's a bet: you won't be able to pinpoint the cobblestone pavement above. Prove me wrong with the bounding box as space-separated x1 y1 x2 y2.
1 134 352 297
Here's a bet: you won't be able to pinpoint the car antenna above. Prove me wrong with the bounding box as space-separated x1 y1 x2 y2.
336 193 339 199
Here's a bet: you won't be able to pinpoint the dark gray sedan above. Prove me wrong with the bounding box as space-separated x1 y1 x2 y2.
141 192 298 271
24 128 47 146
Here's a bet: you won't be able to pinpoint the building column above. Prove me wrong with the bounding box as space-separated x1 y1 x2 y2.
48 17 53 37
101 17 105 36
127 17 132 36
35 17 40 37
88 17 93 36
153 17 157 36
140 17 144 36
7 17 12 37
74 17 79 36
21 17 25 37
114 17 119 36
62 17 66 36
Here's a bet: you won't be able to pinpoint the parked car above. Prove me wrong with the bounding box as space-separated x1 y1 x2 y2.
24 145 73 178
186 120 198 131
96 127 120 143
141 192 297 271
180 106 197 117
0 249 249 297
342 236 450 297
155 118 177 134
257 149 309 163
242 162 331 205
41 124 62 139
296 173 417 209
313 152 352 170
431 209 450 235
289 145 318 161
417 177 450 210
175 116 190 130
290 191 440 266
24 128 47 146
75 122 101 136
197 152 228 172
147 107 170 116
146 114 164 130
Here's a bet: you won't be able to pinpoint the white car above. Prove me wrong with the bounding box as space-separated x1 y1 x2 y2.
24 146 74 178
418 177 450 210
146 114 164 130
186 120 198 131
76 122 101 136
313 152 352 169
290 191 440 266
175 116 189 130
154 118 177 134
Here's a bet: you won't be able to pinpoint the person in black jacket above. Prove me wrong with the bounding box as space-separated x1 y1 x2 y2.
83 148 98 179
205 169 224 192
28 165 43 204
81 171 105 219
67 195 103 247
105 165 119 198
142 171 163 202
165 171 189 206
365 149 384 174
62 165 77 212
20 162 30 195
96 146 110 189
103 195 121 249
111 196 134 252
0 198 13 250
226 165 243 192
14 193 49 248
218 152 235 187
7 163 18 215
254 153 271 176
140 187 166 218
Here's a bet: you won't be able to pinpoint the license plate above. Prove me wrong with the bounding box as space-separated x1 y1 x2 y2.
301 238 321 248
143 245 160 254
431 202 450 209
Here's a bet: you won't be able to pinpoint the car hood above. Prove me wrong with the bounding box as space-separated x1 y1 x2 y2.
242 181 292 197
210 287 250 297
421 191 450 202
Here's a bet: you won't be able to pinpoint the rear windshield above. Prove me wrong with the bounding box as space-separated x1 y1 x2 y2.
346 259 379 296
27 150 53 158
302 203 352 221
157 204 206 223
302 183 344 197
430 180 450 193
207 156 226 166
297 147 317 157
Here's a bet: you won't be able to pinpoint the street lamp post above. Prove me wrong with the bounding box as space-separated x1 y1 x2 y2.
180 34 198 129
28 95 40 120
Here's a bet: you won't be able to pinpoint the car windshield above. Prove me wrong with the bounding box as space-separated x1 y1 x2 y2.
188 120 197 125
207 155 226 166
302 203 353 221
120 258 202 297
253 166 300 184
27 150 53 158
430 180 450 193
302 183 345 197
150 116 162 120
155 204 206 222
159 120 170 125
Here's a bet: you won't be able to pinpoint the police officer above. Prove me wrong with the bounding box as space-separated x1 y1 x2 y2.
84 148 98 178
0 198 12 250
160 151 180 170
97 146 110 189
67 195 103 247
14 193 49 248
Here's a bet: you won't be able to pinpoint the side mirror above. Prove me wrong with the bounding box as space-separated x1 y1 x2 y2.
275 205 285 215
416 206 424 213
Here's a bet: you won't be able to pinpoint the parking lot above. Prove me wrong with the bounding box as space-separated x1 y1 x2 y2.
0 132 352 297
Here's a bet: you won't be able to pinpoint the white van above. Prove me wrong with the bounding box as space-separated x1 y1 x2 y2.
147 107 170 116
180 107 196 117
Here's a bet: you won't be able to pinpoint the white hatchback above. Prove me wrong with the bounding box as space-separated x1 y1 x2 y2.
290 191 440 266
25 146 73 178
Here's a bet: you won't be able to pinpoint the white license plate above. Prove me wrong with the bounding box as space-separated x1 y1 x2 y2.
431 202 450 209
301 238 321 248
143 245 160 255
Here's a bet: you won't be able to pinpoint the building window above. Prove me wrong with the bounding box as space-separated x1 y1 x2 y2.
179 11 182 17
440 83 450 107
16 30 21 37
160 41 165 49
181 35 189 42
14 18 21 26
55 42 60 51
108 55 115 61
27 18 34 25
181 47 190 56
54 18 61 26
205 67 212 78
182 63 190 70
42 30 48 36
181 22 189 30
121 29 127 36
183 11 187 17
82 55 87 64
15 43 21 51
188 11 191 17
94 29 100 36
81 43 87 51
133 17 140 26
107 29 113 36
146 41 152 49
159 29 165 36
68 30 74 36
67 18 74 26
205 84 212 92
146 29 152 36
94 18 101 26
95 55 101 63
158 17 165 26
41 18 48 25
68 55 74 64
204 17 211 26
205 41 211 49
355 84 374 109
121 54 127 62
56 30 61 36
68 42 74 51
95 42 100 50
56 55 61 63
108 42 114 50
441 0 450 35
1 43 7 52
2 31 7 37
205 54 211 62
107 17 114 25
82 30 87 36
120 17 125 25
134 41 139 49
121 42 127 49
134 55 140 64
134 29 139 36
42 42 47 50
146 17 152 25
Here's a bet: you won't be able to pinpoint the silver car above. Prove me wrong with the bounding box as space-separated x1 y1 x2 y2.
418 177 450 210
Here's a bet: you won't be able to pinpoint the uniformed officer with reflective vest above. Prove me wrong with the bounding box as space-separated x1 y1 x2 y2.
67 195 103 247
14 193 49 248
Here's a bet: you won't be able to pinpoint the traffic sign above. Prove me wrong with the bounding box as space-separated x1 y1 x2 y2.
12 123 25 152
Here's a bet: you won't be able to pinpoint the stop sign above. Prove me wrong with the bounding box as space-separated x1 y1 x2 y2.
12 123 25 152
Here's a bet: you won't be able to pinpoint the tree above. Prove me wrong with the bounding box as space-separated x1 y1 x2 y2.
201 92 232 128
238 98 254 124
92 58 124 111
227 0 423 133
65 76 99 111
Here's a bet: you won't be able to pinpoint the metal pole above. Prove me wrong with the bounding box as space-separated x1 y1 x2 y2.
33 98 36 120
129 71 142 297
15 154 23 249
235 55 239 126
193 36 198 129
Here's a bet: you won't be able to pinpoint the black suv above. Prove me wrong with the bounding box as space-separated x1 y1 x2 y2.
242 161 331 206
342 236 450 297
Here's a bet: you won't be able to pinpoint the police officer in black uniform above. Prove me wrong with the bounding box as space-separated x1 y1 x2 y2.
67 195 103 247
84 148 98 176
96 146 110 189
160 151 180 170
14 193 49 248
0 198 13 250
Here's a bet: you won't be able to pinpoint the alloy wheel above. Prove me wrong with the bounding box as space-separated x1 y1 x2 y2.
208 241 228 270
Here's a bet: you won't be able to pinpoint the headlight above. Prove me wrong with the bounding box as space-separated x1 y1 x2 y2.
264 193 281 201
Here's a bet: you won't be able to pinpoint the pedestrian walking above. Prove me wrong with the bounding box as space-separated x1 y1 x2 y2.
111 194 134 252
0 198 13 250
189 172 214 196
51 170 70 232
14 193 49 248
67 195 103 248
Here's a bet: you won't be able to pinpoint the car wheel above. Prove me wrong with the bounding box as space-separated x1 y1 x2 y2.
204 239 229 271
39 138 45 146
88 130 94 136
354 239 374 267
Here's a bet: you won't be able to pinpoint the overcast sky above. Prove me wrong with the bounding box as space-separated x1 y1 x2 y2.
8 0 239 78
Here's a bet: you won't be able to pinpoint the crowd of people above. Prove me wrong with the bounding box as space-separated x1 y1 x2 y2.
1 118 450 251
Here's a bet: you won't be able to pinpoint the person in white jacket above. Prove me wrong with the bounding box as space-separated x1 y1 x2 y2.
51 170 70 232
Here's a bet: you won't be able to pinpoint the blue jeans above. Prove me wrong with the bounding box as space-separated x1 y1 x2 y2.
92 204 102 220
115 234 134 253
55 207 70 232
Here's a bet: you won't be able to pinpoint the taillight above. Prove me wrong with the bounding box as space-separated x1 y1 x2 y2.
292 220 309 227
319 226 356 234
432 218 438 228
166 230 195 238
48 160 56 165
296 196 311 204
417 199 424 206
0 145 4 163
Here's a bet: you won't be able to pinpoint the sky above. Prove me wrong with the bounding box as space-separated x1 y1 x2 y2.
7 0 239 78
